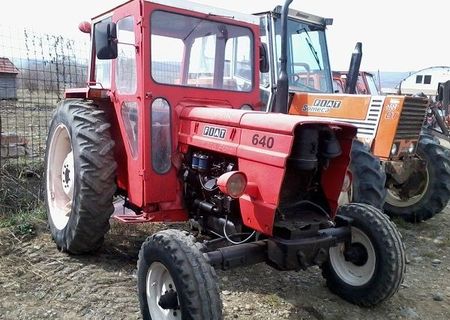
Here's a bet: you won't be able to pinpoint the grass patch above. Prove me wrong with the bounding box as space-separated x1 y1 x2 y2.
263 293 284 308
0 158 44 213
0 206 46 237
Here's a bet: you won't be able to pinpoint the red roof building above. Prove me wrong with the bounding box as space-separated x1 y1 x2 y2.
0 57 19 99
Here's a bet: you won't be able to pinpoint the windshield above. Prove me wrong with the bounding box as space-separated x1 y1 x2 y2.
273 17 333 93
151 10 254 92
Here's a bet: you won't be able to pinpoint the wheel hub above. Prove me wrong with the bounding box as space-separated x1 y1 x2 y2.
344 242 368 266
61 151 74 198
146 262 181 319
385 158 429 208
158 290 179 310
329 226 376 286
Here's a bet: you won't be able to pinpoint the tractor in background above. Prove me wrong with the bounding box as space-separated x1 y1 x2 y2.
45 0 405 318
333 71 380 95
423 80 450 142
257 6 450 222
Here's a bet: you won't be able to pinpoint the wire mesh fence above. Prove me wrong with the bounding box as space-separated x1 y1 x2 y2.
0 25 89 213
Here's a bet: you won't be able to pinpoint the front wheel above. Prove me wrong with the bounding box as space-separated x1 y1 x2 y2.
384 136 450 222
321 203 405 307
137 230 222 320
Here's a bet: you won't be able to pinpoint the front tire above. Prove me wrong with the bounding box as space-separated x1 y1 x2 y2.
45 100 117 253
322 203 405 307
384 136 450 222
137 230 222 320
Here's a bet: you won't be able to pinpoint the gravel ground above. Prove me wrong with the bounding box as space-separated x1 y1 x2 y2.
0 208 449 320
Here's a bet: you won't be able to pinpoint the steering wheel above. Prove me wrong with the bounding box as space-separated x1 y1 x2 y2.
290 62 322 92
291 62 311 85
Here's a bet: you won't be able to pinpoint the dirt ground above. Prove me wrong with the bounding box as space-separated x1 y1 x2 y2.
0 208 449 320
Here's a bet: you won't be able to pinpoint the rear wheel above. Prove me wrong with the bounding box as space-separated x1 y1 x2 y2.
384 136 450 222
137 230 222 320
45 100 117 253
322 203 405 307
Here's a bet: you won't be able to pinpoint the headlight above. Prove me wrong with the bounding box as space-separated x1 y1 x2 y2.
390 143 398 155
217 171 248 198
408 143 415 153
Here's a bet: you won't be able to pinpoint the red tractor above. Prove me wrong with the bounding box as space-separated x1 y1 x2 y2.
45 0 405 318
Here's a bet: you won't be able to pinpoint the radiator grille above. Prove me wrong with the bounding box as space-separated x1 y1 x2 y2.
395 97 428 140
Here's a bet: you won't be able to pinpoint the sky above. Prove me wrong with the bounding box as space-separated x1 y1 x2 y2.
0 0 448 72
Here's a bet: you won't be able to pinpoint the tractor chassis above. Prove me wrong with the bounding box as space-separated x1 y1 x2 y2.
384 157 426 185
384 157 427 201
207 217 352 271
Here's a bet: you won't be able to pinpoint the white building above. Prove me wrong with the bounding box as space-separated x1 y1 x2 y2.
397 66 450 97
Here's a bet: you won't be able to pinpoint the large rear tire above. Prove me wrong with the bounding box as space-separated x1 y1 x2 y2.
137 230 222 320
322 203 405 307
348 140 386 208
45 100 117 254
384 136 450 222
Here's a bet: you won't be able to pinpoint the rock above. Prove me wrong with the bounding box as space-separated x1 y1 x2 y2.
387 312 397 320
222 290 232 296
413 256 423 263
222 276 229 282
400 307 419 319
432 259 442 265
432 292 444 301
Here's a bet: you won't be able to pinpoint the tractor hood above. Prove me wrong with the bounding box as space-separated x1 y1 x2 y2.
179 106 357 137
178 106 356 236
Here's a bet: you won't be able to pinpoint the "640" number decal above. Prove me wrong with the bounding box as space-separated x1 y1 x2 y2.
251 134 274 149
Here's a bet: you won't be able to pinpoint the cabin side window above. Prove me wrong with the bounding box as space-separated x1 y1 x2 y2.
415 75 423 84
424 75 432 85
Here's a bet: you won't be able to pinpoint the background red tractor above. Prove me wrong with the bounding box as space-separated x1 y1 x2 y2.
45 0 405 318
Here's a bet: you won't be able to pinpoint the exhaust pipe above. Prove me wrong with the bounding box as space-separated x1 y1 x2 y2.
273 0 294 114
345 42 362 94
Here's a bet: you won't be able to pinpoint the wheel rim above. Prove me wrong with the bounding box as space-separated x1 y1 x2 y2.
329 227 376 286
385 166 429 208
146 262 181 320
46 124 73 230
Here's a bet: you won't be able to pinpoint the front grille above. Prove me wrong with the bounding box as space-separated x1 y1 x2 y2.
395 96 428 140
